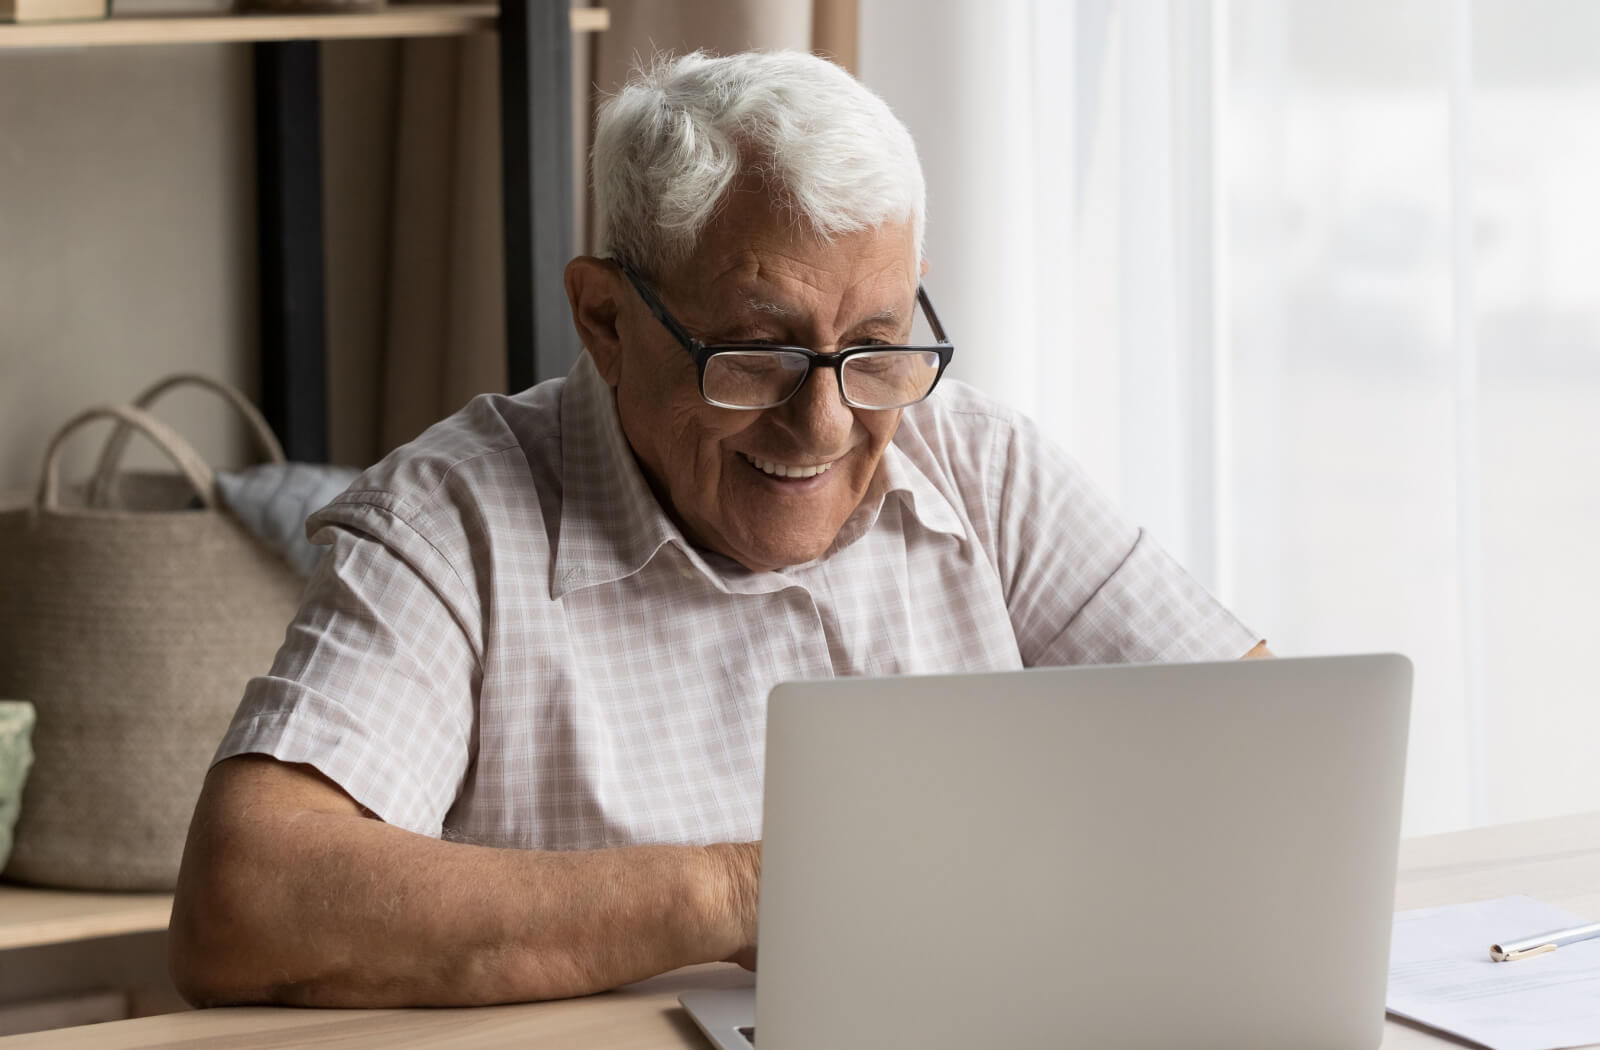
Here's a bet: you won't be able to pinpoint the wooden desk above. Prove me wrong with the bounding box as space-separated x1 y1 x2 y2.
0 888 171 952
0 888 176 1034
4 811 1598 1049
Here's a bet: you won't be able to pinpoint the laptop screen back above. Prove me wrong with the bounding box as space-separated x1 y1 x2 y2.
753 655 1411 1050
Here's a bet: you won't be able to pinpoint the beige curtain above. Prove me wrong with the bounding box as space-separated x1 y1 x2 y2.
377 34 508 457
324 1 859 468
323 35 508 466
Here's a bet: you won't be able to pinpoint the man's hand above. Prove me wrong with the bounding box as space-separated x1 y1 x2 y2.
169 755 757 1007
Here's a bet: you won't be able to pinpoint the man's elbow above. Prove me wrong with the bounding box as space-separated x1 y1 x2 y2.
169 905 256 1008
168 758 341 1007
168 815 282 1007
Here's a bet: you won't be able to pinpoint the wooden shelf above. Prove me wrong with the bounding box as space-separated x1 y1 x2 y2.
0 4 608 49
0 885 172 950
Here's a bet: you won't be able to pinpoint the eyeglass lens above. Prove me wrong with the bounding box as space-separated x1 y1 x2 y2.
702 349 942 409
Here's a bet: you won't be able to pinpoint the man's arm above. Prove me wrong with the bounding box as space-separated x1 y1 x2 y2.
169 755 760 1007
1243 640 1273 659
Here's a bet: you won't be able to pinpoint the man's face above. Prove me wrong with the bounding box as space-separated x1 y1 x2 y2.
609 184 921 572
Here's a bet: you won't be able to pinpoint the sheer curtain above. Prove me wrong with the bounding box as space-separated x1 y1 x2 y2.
861 0 1600 836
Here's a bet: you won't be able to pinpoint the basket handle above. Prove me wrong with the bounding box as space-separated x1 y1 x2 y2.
38 404 218 513
87 374 285 508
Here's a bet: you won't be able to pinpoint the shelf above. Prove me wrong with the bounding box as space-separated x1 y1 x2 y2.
0 885 172 950
0 4 609 49
2 0 594 455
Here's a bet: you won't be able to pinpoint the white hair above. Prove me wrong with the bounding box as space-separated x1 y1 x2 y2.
591 50 926 276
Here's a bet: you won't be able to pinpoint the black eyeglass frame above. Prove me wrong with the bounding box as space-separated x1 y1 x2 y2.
617 261 956 411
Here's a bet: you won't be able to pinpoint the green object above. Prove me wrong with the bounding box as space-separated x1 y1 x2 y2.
0 701 35 871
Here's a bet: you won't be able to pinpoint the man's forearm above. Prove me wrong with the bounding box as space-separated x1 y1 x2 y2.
170 756 759 1007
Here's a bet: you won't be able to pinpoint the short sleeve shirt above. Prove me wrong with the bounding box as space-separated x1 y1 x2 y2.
216 354 1257 849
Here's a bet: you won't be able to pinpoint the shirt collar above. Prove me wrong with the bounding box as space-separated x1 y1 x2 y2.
553 355 681 599
823 436 967 555
552 354 967 598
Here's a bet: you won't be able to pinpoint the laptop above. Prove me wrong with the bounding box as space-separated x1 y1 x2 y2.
681 654 1411 1050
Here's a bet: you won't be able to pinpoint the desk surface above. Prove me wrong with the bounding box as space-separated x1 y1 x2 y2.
5 810 1599 1049
0 887 171 951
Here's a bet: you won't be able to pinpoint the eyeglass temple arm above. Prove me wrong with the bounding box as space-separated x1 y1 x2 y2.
917 284 951 346
618 261 704 351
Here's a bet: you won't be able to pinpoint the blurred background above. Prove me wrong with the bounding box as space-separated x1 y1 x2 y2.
4 0 1597 837
865 0 1600 838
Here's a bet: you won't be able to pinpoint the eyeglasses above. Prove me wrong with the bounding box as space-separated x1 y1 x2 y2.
618 261 956 411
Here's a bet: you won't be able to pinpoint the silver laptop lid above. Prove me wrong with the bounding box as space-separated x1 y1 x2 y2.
753 655 1411 1050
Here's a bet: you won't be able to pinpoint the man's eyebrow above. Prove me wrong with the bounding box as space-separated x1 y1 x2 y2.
744 297 797 319
854 307 902 327
743 298 902 327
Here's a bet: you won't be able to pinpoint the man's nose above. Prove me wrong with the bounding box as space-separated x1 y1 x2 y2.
776 363 854 446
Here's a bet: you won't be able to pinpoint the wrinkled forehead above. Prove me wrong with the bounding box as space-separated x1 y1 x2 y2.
654 180 919 316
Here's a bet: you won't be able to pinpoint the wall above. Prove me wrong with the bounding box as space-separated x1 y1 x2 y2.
0 47 258 496
1 28 596 491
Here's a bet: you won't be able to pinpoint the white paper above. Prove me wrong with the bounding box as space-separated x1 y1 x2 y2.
1389 895 1600 1050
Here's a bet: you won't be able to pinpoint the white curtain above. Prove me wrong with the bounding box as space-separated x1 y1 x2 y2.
861 0 1600 836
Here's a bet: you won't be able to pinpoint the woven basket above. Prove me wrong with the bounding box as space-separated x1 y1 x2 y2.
0 382 305 890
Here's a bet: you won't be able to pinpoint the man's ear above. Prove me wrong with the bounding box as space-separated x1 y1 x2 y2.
565 256 625 387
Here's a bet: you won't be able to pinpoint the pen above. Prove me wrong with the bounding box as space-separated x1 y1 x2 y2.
1489 921 1600 962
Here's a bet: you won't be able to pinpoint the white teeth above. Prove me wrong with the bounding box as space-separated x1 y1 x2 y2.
742 453 834 479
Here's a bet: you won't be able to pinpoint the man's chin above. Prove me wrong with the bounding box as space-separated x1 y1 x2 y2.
720 526 837 573
712 480 858 570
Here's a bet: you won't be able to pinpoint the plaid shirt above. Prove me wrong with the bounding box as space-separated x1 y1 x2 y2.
217 355 1257 848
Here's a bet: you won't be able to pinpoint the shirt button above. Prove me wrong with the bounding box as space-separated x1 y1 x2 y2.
679 567 695 580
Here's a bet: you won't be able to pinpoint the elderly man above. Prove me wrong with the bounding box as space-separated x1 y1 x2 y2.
170 50 1263 1007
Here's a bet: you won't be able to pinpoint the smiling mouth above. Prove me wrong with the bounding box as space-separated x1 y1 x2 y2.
740 452 836 479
